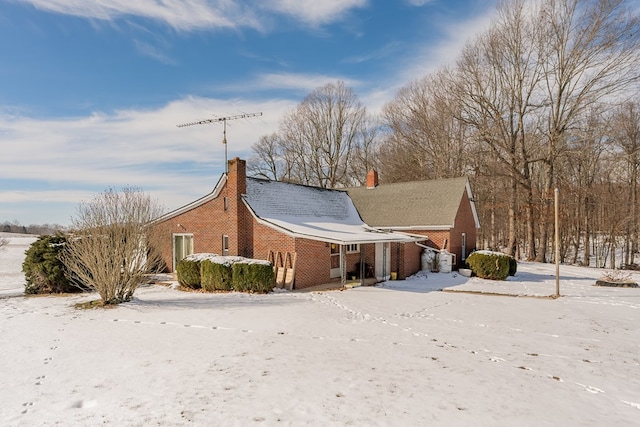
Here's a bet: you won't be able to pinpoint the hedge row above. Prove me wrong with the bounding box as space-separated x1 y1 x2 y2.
466 251 517 281
176 255 274 293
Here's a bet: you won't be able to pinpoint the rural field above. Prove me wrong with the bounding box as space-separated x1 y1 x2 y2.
1 233 639 426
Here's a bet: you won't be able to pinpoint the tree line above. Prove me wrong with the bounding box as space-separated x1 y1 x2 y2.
249 0 640 268
1 221 64 236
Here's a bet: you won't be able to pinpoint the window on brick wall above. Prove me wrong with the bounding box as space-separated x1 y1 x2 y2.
173 234 194 271
346 243 359 254
222 235 229 256
223 197 228 211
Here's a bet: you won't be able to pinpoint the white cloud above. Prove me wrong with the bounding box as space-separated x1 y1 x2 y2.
401 3 497 80
17 0 262 31
360 2 498 115
267 0 368 26
15 0 370 31
132 38 176 65
405 0 435 6
252 72 361 92
0 95 295 223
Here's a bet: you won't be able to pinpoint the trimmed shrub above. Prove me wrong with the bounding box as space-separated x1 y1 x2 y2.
201 259 233 291
23 234 81 294
232 262 274 293
176 259 201 289
466 251 511 281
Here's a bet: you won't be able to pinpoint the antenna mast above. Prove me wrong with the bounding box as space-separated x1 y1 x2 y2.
177 112 263 173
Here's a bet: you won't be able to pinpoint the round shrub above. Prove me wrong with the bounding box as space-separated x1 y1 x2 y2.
201 259 233 291
176 259 201 289
22 234 80 294
466 251 512 281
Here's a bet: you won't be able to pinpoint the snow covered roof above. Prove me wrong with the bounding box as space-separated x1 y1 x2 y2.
243 178 418 245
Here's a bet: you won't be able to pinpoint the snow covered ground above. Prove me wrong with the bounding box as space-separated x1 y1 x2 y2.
1 234 639 426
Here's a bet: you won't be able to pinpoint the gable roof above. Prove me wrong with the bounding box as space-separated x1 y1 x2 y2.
243 178 418 245
153 173 228 223
346 177 479 230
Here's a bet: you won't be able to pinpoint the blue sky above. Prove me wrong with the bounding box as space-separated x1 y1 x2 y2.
1 0 497 226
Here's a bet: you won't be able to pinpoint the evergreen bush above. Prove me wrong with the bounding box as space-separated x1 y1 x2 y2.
232 262 274 293
201 259 233 291
22 234 80 294
176 259 201 289
465 251 511 281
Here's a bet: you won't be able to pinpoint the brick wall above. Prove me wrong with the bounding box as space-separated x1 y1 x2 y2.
155 157 249 271
294 239 332 289
451 187 478 263
398 187 478 270
392 242 422 279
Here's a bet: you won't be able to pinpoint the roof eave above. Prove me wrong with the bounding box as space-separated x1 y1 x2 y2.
375 225 454 231
242 199 421 245
153 174 228 224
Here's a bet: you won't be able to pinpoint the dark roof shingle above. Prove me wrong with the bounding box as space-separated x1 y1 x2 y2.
346 177 470 228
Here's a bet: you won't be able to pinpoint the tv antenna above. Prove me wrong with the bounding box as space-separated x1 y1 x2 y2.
177 112 263 173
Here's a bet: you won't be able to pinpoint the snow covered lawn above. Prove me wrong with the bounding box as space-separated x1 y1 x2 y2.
1 235 639 426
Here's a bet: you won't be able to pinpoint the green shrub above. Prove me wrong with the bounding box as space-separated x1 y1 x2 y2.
465 251 511 281
22 234 81 294
176 259 201 289
232 262 274 293
201 259 233 291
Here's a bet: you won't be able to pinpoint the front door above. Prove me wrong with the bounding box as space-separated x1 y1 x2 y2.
375 242 390 281
173 234 194 271
330 243 341 278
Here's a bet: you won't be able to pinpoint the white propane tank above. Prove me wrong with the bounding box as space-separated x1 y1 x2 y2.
439 251 453 273
421 249 435 271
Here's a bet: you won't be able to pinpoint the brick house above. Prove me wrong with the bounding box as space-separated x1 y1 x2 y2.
154 158 419 290
346 171 480 271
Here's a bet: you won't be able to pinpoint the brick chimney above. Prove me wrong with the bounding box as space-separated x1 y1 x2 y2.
226 157 249 257
366 170 379 189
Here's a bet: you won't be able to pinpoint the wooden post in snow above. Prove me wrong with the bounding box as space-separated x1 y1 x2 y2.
555 188 560 297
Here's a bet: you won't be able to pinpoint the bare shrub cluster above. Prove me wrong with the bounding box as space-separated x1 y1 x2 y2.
62 187 165 305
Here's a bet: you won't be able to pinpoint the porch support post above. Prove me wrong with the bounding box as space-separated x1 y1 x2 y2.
340 244 346 284
360 249 365 286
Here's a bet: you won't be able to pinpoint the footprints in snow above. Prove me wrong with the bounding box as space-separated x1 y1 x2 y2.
113 318 253 333
21 401 34 414
21 330 63 415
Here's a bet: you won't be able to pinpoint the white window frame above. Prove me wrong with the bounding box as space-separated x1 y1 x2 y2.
222 234 229 256
173 233 194 271
345 243 360 254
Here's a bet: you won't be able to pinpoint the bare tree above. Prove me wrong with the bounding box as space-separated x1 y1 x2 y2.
612 101 640 265
248 81 375 188
535 0 640 261
248 133 285 180
453 0 544 258
381 71 471 182
62 187 165 305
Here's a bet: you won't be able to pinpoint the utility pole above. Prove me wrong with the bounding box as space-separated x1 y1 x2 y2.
177 112 262 173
